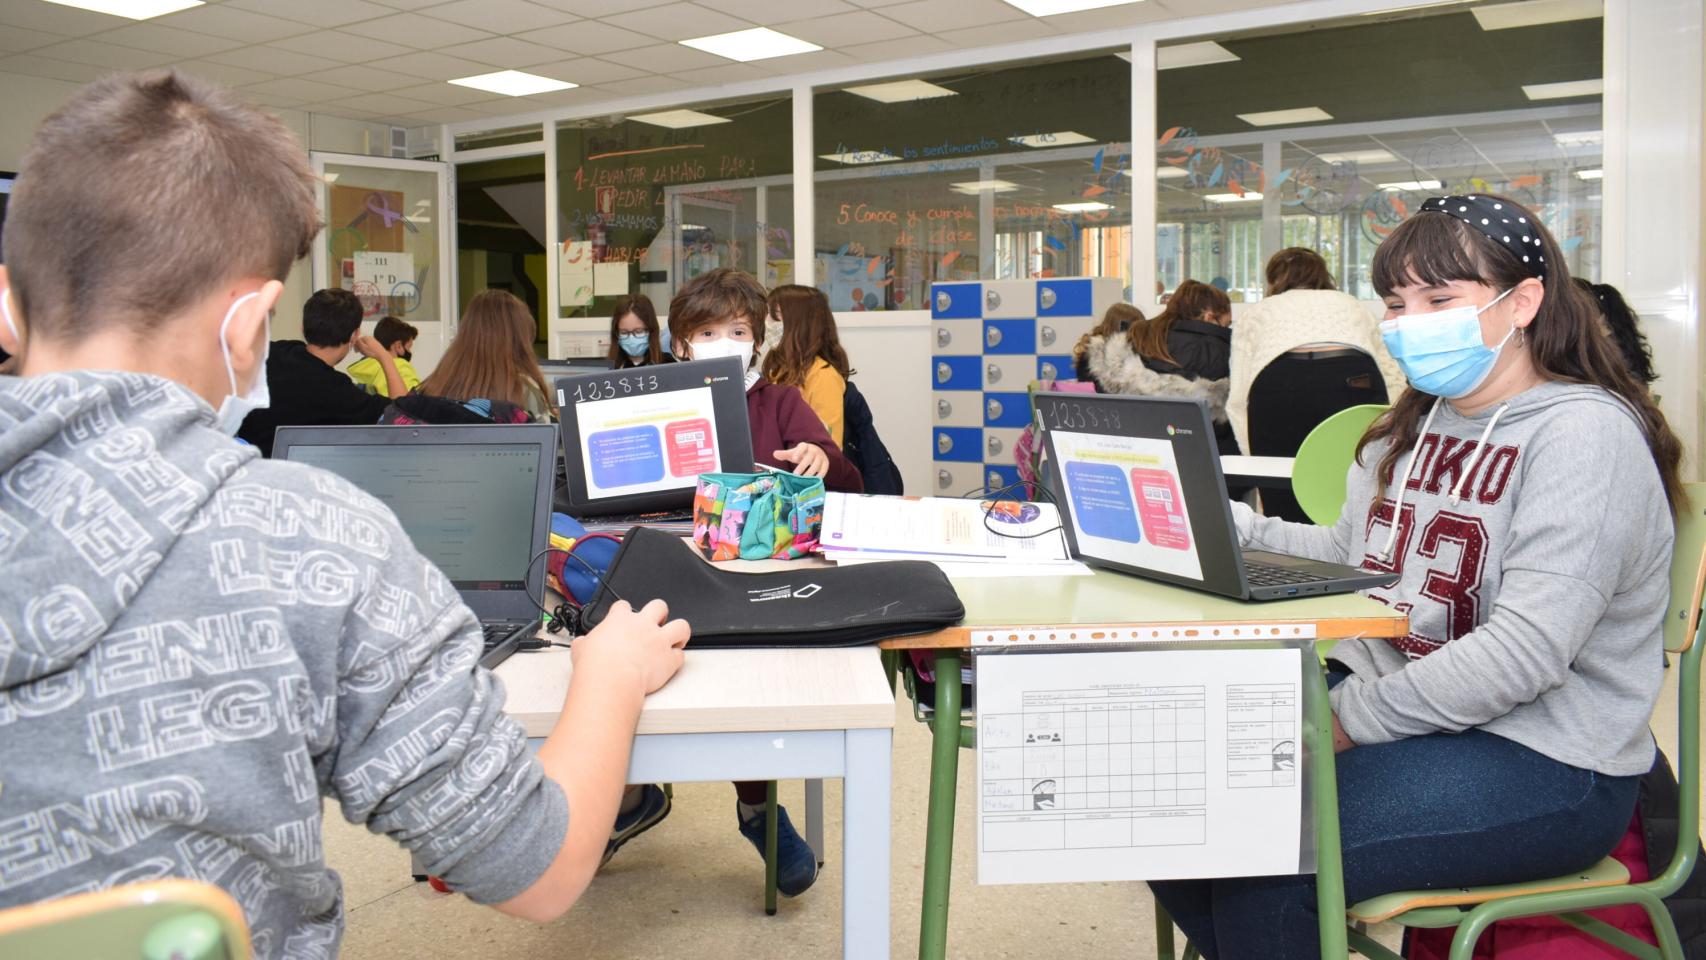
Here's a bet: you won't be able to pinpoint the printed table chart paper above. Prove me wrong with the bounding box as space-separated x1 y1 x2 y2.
976 647 1304 885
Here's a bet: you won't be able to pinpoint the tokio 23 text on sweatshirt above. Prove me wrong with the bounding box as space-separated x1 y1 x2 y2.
1233 381 1671 776
0 371 567 958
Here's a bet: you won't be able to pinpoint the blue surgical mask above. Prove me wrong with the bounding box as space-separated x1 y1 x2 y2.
1379 286 1517 399
618 333 649 357
214 292 269 435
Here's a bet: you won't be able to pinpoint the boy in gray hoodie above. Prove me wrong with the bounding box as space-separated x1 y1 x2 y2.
0 71 687 957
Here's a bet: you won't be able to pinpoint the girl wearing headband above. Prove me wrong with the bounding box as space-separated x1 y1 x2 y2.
1150 195 1683 960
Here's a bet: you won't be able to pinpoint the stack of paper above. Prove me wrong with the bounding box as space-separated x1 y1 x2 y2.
820 493 1092 578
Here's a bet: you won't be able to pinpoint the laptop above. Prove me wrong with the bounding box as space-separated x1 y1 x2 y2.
274 423 557 668
1033 393 1396 601
551 356 755 519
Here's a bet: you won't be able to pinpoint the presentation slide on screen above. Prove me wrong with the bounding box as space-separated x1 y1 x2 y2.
1053 430 1204 582
577 387 720 498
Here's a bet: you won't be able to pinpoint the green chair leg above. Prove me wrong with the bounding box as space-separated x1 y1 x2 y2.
881 648 901 694
764 781 779 916
1181 944 1200 960
919 651 963 960
1154 901 1175 959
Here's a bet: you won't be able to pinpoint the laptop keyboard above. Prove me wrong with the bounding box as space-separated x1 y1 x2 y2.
1244 562 1333 587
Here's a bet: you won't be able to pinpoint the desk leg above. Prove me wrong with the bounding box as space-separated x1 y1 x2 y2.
1307 661 1349 960
918 651 962 960
806 779 825 867
844 727 892 959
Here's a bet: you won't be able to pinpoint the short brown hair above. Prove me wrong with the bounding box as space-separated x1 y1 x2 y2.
1264 247 1336 296
667 269 767 350
373 315 420 351
3 70 320 342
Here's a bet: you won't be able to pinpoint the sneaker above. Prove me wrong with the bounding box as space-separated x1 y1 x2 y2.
736 802 819 897
602 784 671 867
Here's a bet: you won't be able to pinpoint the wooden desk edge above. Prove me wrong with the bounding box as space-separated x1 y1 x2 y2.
878 615 1410 650
511 707 897 740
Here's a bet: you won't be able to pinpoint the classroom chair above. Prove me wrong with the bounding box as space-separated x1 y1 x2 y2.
1290 404 1388 525
1248 354 1389 523
0 878 252 960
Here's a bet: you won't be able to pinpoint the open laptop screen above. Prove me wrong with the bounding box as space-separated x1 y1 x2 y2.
287 441 539 590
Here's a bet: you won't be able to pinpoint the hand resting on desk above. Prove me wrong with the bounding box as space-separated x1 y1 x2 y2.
496 600 688 922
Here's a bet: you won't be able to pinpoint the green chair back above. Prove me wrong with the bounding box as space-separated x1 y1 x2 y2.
0 879 251 960
1648 483 1706 904
1291 404 1388 526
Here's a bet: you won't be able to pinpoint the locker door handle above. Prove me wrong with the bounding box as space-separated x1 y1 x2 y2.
937 398 953 420
985 325 1003 349
1040 361 1059 380
936 327 952 348
1040 286 1057 309
937 434 954 455
986 398 1004 421
935 290 952 312
936 362 952 384
985 289 1002 310
986 363 1002 384
987 435 1004 457
1040 324 1058 347
938 469 953 490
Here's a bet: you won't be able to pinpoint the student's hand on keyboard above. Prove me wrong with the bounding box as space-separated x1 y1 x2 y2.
572 599 688 695
773 442 828 478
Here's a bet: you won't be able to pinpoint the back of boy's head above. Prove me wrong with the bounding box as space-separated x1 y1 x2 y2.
373 315 419 350
302 289 363 347
3 70 320 344
668 268 767 346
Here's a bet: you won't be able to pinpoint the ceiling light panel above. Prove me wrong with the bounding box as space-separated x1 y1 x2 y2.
950 180 1020 194
679 27 820 62
1314 149 1396 165
448 70 576 97
1472 0 1601 31
1001 0 1146 15
628 108 730 128
1053 201 1115 212
1575 168 1604 180
1008 131 1096 148
1378 180 1443 191
41 0 202 18
844 79 958 103
1157 40 1240 70
1522 78 1603 100
1203 192 1263 202
1236 107 1333 127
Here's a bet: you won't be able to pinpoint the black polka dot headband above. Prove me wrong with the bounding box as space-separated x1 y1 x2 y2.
1419 195 1548 280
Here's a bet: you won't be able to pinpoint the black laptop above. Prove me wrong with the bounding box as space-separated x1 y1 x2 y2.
1033 393 1395 601
551 356 755 519
274 423 557 667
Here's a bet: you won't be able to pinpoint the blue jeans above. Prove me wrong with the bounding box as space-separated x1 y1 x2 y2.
1149 675 1640 960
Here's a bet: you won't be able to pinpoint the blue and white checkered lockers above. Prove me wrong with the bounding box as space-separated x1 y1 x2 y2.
930 277 1124 496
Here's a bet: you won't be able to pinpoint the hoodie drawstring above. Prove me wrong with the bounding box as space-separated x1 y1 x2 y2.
1450 402 1509 505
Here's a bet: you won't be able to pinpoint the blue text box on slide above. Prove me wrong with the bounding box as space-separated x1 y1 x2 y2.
590 425 665 487
1066 461 1142 543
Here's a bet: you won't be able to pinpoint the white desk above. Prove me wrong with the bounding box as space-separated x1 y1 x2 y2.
1221 454 1295 490
495 645 895 959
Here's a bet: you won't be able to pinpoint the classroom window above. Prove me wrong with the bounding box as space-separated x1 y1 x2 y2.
553 93 791 317
814 51 1133 311
1156 1 1603 303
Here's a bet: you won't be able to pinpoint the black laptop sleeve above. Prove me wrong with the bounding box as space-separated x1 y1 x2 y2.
580 526 965 647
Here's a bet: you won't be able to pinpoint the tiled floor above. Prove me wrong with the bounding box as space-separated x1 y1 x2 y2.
327 662 1694 959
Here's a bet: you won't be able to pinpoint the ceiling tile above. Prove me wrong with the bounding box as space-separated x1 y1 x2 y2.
224 0 400 29
667 62 768 85
1039 4 1171 31
438 36 563 67
935 19 1060 48
268 30 415 62
400 104 493 122
838 33 952 61
421 0 576 32
341 13 493 49
30 38 178 70
841 0 917 7
601 3 753 42
150 5 318 43
528 0 677 16
245 90 314 108
206 45 344 76
596 74 693 96
777 10 917 46
460 96 542 115
749 47 858 73
512 85 611 108
530 56 647 84
371 0 447 8
512 21 658 55
88 23 238 58
616 42 727 72
173 59 278 87
0 25 65 54
389 80 505 104
0 52 107 83
0 0 120 36
366 49 493 80
879 0 1026 33
694 0 855 20
315 91 440 115
311 63 421 92
242 76 366 103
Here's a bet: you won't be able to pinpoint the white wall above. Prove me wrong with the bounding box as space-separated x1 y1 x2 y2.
838 310 931 495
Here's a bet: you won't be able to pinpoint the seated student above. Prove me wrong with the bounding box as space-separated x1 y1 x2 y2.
1076 280 1240 454
762 284 852 445
1577 278 1658 388
1149 195 1681 960
1226 246 1405 457
608 294 674 369
601 269 861 896
1070 302 1144 381
0 69 688 954
235 287 407 455
348 314 422 396
383 289 555 425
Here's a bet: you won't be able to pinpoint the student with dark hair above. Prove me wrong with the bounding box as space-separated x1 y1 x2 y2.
1576 277 1658 386
0 69 687 955
607 294 673 369
235 287 406 455
349 314 421 396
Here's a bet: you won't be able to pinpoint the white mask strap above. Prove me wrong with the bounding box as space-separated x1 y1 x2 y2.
219 292 263 397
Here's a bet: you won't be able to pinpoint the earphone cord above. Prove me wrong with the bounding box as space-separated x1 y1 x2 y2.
521 545 628 636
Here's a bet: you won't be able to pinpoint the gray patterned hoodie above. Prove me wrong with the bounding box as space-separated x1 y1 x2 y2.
0 371 566 957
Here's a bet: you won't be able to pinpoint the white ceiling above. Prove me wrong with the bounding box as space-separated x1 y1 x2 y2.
0 0 1285 127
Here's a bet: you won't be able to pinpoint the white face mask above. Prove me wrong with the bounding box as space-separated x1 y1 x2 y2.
214 291 269 436
688 335 755 372
2 289 21 348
